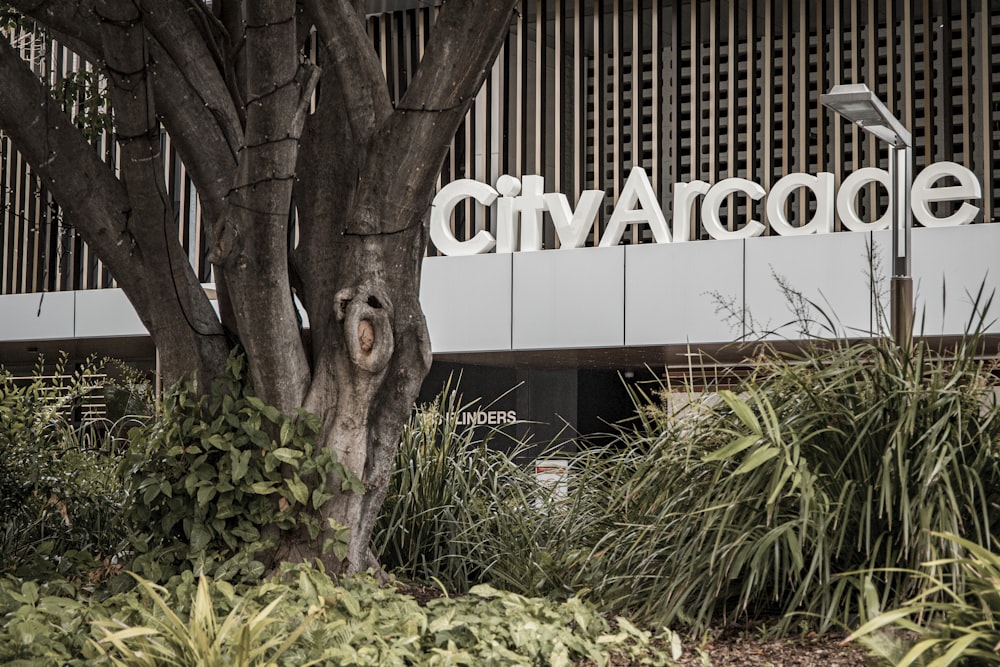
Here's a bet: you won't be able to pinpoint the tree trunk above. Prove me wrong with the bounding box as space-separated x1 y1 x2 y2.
1 0 517 576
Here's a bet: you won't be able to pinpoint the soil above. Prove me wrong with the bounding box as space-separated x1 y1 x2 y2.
666 627 869 667
393 581 872 666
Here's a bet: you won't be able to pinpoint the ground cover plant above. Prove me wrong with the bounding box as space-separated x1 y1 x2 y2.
0 564 678 666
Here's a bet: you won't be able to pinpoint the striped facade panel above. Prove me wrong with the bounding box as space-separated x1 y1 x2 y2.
3 1 1000 288
0 30 210 294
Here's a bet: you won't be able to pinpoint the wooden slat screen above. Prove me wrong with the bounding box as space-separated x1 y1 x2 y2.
2 1 1000 287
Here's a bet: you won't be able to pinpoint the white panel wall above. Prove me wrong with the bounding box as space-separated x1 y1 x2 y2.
625 240 743 345
909 225 1000 336
420 253 512 352
0 292 75 341
512 246 625 349
1 226 998 353
75 289 148 337
745 232 875 340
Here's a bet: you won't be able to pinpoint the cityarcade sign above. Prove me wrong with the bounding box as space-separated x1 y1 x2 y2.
430 162 982 256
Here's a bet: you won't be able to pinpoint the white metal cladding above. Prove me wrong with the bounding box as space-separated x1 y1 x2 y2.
1 225 999 351
418 224 1000 353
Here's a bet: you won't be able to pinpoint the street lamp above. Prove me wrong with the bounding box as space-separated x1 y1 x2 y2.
821 83 913 347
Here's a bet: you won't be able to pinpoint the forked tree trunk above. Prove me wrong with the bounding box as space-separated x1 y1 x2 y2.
0 0 517 576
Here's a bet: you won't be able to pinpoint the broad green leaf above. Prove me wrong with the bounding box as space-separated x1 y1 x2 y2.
231 449 251 483
287 475 310 505
272 447 303 465
250 481 279 494
703 434 761 462
280 420 294 447
734 446 780 474
189 522 212 552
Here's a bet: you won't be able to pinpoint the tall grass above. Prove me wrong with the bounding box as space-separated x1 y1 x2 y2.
372 380 533 592
376 335 1000 636
588 335 1000 632
372 379 624 597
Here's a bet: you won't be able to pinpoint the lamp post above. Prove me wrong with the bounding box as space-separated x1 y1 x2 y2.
821 83 913 347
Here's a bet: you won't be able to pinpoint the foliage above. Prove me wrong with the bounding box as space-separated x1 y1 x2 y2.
373 381 610 597
586 336 1000 633
0 4 22 32
0 7 113 142
848 533 1000 666
0 566 678 666
50 69 114 141
123 353 361 583
377 335 1000 637
0 355 128 579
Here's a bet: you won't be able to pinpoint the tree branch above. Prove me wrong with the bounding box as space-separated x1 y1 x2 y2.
7 0 103 61
138 0 244 160
351 0 516 236
0 29 227 382
0 33 132 267
302 0 392 143
217 0 312 412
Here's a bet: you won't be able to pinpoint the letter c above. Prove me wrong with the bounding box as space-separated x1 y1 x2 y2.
429 179 498 256
701 178 766 239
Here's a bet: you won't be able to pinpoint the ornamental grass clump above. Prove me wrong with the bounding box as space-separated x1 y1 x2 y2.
589 334 1000 633
848 532 1000 666
372 379 544 593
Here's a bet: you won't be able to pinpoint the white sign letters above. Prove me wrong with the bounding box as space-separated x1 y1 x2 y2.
430 161 982 256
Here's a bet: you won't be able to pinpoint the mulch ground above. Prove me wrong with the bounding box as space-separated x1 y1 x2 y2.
668 628 869 666
394 581 871 666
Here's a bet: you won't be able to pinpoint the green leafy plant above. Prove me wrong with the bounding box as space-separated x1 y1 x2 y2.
0 575 103 666
2 565 679 666
124 353 360 583
0 354 129 578
848 532 1000 666
91 573 314 667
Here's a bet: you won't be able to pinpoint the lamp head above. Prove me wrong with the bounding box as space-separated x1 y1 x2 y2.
821 83 911 148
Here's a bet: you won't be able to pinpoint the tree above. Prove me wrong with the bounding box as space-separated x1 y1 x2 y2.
0 0 517 573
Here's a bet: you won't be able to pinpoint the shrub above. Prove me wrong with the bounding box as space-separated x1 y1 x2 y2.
0 355 129 579
588 336 1000 632
123 353 359 583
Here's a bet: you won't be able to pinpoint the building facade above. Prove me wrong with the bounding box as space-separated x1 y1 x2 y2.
2 1 999 439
